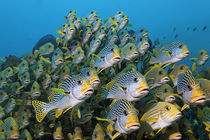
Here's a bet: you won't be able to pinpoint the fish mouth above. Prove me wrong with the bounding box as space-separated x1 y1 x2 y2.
11 135 19 139
166 95 176 102
174 112 182 120
133 52 138 55
54 135 62 140
91 79 100 87
84 88 94 96
55 59 64 65
24 80 30 84
128 123 140 130
23 121 29 126
161 77 170 83
138 88 149 95
113 56 121 62
34 92 41 97
194 97 206 104
183 51 190 57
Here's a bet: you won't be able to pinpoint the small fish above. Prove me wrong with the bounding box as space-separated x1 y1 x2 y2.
151 42 190 66
193 27 197 31
92 123 105 140
0 90 9 103
116 14 128 32
133 31 150 55
42 73 52 89
64 23 76 46
10 82 21 95
33 123 45 138
32 75 93 122
102 70 149 101
190 49 208 71
118 29 131 46
51 48 64 69
68 127 83 140
120 43 139 61
65 10 76 24
16 112 29 129
92 43 121 71
1 117 19 139
53 121 63 140
197 78 210 100
82 26 92 47
74 17 82 31
19 129 33 140
2 67 14 78
34 42 55 56
95 26 107 40
112 11 124 23
102 99 140 140
140 102 181 132
86 37 101 57
107 27 118 45
80 67 100 88
203 26 207 30
59 65 70 82
19 72 30 87
71 46 85 64
174 34 178 38
155 84 177 103
30 81 41 99
177 71 206 110
144 65 170 89
23 52 36 65
169 64 190 86
35 63 44 79
14 60 29 74
86 10 98 26
92 18 102 33
0 74 7 88
4 98 16 114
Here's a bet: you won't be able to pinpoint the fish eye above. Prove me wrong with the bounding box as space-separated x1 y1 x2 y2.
110 32 113 35
134 77 139 82
122 15 125 18
159 71 162 75
164 88 168 92
86 72 90 76
78 51 80 54
7 69 10 72
24 109 27 112
140 29 144 32
22 116 25 119
187 85 192 91
101 27 104 29
178 45 183 48
23 75 26 78
91 11 94 14
10 127 13 130
33 86 35 90
118 11 121 14
0 78 2 81
180 66 184 70
166 106 171 111
54 52 58 56
139 38 143 41
129 46 132 50
22 63 25 66
70 10 72 13
123 110 128 116
77 80 83 85
110 48 114 52
63 69 66 73
200 52 203 55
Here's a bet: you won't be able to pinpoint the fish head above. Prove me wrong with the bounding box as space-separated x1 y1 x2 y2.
191 85 206 104
19 60 29 74
73 127 83 140
35 64 43 79
175 42 190 59
108 44 121 64
0 74 7 88
3 67 14 78
61 23 68 32
19 112 29 127
159 102 182 123
113 11 124 22
169 132 182 140
155 84 175 102
165 95 176 103
71 76 94 100
80 67 100 88
126 71 149 99
198 49 208 61
60 65 70 81
35 123 44 137
137 37 150 54
2 118 19 139
119 110 140 132
0 90 8 103
121 43 139 61
24 52 36 65
21 72 30 86
40 42 55 55
53 122 63 140
52 48 64 68
31 81 41 98
73 47 85 64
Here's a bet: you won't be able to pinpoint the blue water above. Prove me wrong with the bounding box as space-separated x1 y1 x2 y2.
0 0 209 67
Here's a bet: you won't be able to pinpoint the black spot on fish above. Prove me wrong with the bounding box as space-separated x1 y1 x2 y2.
203 26 207 30
193 27 197 32
175 34 178 38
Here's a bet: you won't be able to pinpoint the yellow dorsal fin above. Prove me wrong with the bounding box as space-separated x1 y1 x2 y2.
144 64 161 77
56 30 65 35
95 117 115 123
192 63 196 72
48 92 56 102
181 104 189 111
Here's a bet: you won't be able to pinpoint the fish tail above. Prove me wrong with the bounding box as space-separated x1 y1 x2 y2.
32 100 50 123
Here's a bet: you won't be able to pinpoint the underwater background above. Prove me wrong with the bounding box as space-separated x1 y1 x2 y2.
0 0 209 140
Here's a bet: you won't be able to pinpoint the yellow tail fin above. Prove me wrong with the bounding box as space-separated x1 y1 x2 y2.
32 100 48 123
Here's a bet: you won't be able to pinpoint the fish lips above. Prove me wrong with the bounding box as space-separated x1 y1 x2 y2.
84 88 94 96
91 79 100 87
127 123 140 130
